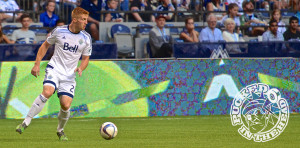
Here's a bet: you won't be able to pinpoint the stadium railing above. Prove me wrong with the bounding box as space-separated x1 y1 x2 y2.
0 43 117 61
8 0 300 24
172 41 300 58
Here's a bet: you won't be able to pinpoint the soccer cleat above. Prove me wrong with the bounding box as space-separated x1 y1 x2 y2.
16 123 27 134
57 131 68 141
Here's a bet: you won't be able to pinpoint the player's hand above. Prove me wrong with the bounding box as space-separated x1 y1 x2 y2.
75 67 82 77
31 65 40 78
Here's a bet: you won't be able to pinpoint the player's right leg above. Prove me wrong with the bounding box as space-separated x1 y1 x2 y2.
16 75 57 134
16 85 55 134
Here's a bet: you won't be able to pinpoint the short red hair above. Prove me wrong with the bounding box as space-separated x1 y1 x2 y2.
71 7 89 19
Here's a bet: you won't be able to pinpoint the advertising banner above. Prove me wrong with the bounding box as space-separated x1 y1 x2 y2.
0 59 299 119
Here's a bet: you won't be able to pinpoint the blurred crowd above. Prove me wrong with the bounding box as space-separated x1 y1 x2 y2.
0 0 300 58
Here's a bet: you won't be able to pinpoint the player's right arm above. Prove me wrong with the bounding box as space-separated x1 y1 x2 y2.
31 41 51 77
32 26 57 77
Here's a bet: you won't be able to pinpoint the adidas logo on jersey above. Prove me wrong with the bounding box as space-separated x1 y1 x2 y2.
63 42 78 53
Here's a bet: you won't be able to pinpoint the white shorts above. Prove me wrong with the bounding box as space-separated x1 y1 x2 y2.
43 64 76 99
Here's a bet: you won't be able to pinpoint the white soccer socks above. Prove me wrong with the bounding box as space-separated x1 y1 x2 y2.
23 94 48 126
57 108 70 132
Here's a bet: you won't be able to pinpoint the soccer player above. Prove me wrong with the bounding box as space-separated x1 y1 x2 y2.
15 7 92 141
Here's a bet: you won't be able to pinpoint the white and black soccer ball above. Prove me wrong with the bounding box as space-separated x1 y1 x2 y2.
100 122 118 140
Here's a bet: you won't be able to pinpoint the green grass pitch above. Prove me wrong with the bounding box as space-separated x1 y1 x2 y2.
1 115 299 148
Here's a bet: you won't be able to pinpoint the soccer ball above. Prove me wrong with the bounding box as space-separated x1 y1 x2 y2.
100 122 118 140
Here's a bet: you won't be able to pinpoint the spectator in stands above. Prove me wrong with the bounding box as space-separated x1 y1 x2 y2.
40 0 59 27
10 14 36 44
199 14 223 42
262 20 284 41
193 0 201 12
253 0 270 10
226 0 243 10
105 0 123 22
206 0 224 11
270 9 286 34
273 0 288 10
149 15 173 58
221 3 241 27
293 0 300 26
289 0 298 10
222 18 244 53
80 0 101 41
120 0 129 11
0 0 22 22
240 1 267 36
283 16 300 41
283 16 300 55
47 19 65 37
128 0 155 22
56 19 65 26
174 0 190 11
155 0 175 21
0 23 13 43
65 0 80 8
180 17 199 42
199 14 224 53
206 0 225 21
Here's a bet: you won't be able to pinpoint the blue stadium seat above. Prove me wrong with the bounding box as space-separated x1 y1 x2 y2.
110 24 134 58
146 42 153 58
165 24 179 35
194 24 202 33
2 25 17 35
110 24 131 38
137 24 152 35
281 9 295 17
30 25 47 34
261 12 270 17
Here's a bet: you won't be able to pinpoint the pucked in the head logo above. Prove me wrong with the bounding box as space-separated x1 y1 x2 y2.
230 83 289 142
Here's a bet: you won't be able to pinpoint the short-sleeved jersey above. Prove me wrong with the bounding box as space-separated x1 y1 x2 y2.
47 25 92 76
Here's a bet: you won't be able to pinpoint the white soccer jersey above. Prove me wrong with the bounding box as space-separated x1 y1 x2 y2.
47 25 92 76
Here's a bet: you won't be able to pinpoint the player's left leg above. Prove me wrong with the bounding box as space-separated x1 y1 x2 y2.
56 95 73 141
56 78 76 141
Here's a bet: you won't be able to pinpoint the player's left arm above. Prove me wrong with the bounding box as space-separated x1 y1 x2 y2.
75 55 90 77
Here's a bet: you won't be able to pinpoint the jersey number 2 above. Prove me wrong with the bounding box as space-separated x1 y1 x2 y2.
70 85 74 93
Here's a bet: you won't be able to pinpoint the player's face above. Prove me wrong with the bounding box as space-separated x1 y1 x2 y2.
75 14 88 30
